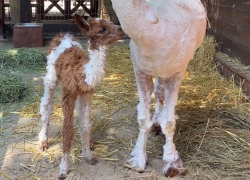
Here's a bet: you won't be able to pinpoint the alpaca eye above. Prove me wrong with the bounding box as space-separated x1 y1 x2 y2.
98 28 106 34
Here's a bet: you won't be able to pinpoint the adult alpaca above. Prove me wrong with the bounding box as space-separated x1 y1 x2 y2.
111 0 207 177
38 14 124 178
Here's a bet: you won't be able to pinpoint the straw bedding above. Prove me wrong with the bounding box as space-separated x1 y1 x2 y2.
0 36 249 179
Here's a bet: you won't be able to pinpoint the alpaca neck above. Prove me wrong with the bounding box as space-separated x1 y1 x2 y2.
84 46 108 88
111 0 147 40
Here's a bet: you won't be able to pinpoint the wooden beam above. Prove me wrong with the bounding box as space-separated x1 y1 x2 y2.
71 3 81 15
0 0 4 39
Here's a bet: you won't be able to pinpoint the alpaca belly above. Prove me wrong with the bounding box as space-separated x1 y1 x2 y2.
130 40 190 78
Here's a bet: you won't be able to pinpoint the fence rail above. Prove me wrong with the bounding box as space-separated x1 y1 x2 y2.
4 0 99 23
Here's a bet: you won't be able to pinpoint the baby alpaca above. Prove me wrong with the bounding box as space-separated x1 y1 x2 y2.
38 14 124 179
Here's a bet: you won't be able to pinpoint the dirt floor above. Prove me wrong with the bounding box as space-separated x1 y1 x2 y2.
0 39 183 180
0 38 249 180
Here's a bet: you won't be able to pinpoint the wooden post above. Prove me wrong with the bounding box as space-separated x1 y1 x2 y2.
98 0 103 18
19 0 32 23
36 0 41 22
64 0 71 20
37 0 45 21
9 0 20 24
90 0 98 17
0 0 4 39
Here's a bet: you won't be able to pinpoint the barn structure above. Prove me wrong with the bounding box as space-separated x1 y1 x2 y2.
0 0 249 96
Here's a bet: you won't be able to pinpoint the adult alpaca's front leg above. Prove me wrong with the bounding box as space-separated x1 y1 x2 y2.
159 73 187 178
125 69 153 172
76 91 98 165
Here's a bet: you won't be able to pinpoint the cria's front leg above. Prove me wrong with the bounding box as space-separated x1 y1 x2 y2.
39 74 57 151
124 69 153 172
76 92 98 165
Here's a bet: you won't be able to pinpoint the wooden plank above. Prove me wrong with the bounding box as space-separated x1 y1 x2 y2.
215 53 250 98
209 17 250 49
208 30 250 66
0 0 4 39
43 16 69 20
207 3 250 29
209 0 250 11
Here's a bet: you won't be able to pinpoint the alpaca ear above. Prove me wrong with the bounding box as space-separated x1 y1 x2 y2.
75 14 90 35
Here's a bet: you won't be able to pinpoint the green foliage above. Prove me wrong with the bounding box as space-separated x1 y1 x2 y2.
0 47 46 103
0 48 47 70
0 70 27 103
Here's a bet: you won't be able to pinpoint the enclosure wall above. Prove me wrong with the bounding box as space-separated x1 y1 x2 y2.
205 0 250 66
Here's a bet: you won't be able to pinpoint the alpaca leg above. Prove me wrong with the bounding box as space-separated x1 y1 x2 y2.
39 73 58 151
159 74 187 178
125 69 153 172
59 89 77 179
151 78 165 136
76 91 98 165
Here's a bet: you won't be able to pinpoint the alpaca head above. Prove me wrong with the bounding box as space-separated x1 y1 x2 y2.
75 14 125 50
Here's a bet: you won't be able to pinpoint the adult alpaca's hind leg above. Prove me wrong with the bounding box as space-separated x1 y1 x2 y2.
151 77 165 136
76 91 98 165
125 68 153 172
39 72 58 151
158 73 187 178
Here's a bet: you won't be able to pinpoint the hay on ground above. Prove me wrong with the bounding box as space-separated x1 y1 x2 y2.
12 36 250 179
0 70 27 103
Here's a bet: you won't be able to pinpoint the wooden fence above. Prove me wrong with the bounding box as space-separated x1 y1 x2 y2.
0 0 100 37
203 0 250 66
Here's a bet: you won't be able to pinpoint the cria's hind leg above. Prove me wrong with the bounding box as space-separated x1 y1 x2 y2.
124 69 153 172
76 91 98 165
39 73 58 151
59 88 77 179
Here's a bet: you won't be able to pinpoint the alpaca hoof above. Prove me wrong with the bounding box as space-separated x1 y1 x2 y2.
86 157 98 165
39 141 48 151
163 158 187 178
151 123 162 136
124 156 146 173
58 174 67 180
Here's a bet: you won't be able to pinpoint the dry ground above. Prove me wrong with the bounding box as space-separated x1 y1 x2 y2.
0 38 249 180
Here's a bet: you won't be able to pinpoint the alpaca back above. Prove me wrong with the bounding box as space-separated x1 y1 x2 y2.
46 33 90 92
